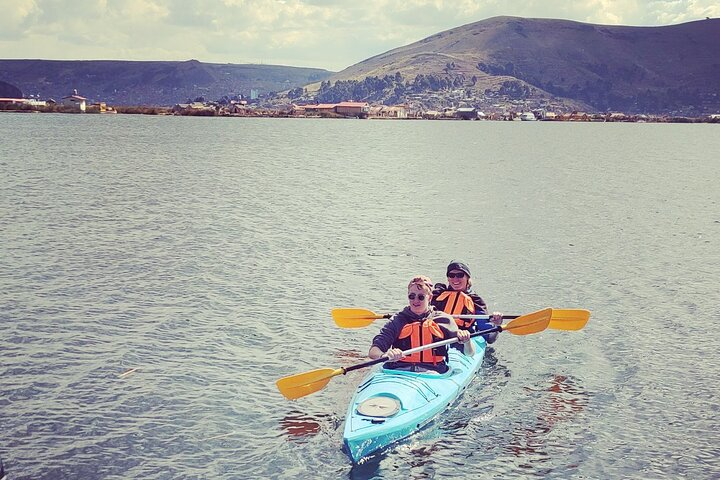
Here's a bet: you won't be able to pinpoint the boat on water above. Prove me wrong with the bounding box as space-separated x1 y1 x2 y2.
342 336 487 462
277 308 569 463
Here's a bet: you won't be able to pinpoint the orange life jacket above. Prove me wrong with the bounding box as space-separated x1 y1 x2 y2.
434 290 476 329
396 318 446 365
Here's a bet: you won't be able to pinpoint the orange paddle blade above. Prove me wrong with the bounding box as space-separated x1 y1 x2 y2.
276 368 344 400
331 308 387 328
550 309 591 331
502 308 552 335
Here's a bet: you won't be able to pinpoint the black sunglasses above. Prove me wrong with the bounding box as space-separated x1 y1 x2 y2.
447 272 466 279
408 293 426 301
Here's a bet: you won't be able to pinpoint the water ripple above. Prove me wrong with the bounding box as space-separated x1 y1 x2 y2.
1 115 719 478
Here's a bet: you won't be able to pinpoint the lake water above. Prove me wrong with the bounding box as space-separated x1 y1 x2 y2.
1 113 719 479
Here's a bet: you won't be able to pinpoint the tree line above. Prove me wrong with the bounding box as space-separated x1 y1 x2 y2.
287 72 472 105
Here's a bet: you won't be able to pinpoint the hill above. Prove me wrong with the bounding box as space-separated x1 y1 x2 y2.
0 59 333 106
0 80 22 98
308 16 720 115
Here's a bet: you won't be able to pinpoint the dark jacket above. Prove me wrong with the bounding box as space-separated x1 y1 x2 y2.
432 283 498 343
371 306 467 373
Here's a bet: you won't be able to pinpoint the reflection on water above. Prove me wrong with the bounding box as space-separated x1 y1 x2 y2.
507 375 589 458
537 375 588 427
404 443 441 468
280 410 328 440
333 349 366 362
482 347 512 380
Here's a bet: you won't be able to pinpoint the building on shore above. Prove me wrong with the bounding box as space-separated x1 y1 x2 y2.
369 104 408 119
0 97 27 106
62 90 87 112
335 101 370 118
0 97 48 108
456 107 478 120
304 103 337 116
301 101 370 118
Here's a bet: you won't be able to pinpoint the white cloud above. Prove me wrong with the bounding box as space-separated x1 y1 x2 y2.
647 0 720 24
0 0 717 70
0 0 40 39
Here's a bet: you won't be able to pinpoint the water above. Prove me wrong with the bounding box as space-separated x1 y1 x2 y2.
1 113 719 479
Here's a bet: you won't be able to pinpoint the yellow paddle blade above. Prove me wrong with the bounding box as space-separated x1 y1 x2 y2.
549 309 591 331
276 368 344 400
331 308 386 328
502 308 552 335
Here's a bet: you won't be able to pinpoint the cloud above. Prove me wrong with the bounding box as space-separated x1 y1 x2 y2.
647 0 720 24
1 0 718 70
0 0 40 40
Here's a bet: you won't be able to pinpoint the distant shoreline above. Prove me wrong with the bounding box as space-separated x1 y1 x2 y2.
1 103 718 124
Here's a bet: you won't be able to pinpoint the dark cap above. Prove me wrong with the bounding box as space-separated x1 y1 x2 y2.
446 260 471 277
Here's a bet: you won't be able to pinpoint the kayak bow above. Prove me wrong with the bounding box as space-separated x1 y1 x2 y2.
343 336 487 462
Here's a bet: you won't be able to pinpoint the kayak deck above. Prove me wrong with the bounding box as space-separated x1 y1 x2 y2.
343 336 487 462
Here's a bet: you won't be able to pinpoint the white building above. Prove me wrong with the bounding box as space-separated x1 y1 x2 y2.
62 89 87 112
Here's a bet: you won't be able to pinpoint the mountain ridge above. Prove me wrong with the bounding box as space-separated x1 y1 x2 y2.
312 16 720 114
1 16 718 114
0 59 333 106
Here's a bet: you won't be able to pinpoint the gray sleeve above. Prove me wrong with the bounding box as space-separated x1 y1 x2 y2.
371 317 402 352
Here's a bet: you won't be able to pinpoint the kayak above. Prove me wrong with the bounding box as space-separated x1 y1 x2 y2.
342 336 487 462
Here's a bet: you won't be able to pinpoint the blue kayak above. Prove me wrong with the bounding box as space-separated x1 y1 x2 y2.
342 336 487 462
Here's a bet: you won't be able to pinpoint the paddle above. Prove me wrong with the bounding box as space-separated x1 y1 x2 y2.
457 308 591 331
332 307 590 331
331 308 392 327
277 308 552 400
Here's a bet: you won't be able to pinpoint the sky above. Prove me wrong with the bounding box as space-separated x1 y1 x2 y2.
1 0 718 72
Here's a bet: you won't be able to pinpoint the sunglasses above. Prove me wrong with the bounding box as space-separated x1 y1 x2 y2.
447 272 466 279
408 293 427 301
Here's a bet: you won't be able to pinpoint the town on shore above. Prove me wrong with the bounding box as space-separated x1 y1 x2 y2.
1 89 719 124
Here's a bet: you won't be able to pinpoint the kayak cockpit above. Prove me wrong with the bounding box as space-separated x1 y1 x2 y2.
357 395 401 418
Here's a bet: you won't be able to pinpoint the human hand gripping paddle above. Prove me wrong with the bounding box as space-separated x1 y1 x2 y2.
276 308 553 401
331 307 591 331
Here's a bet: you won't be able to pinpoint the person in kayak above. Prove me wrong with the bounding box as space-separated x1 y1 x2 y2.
368 275 475 374
432 260 503 343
